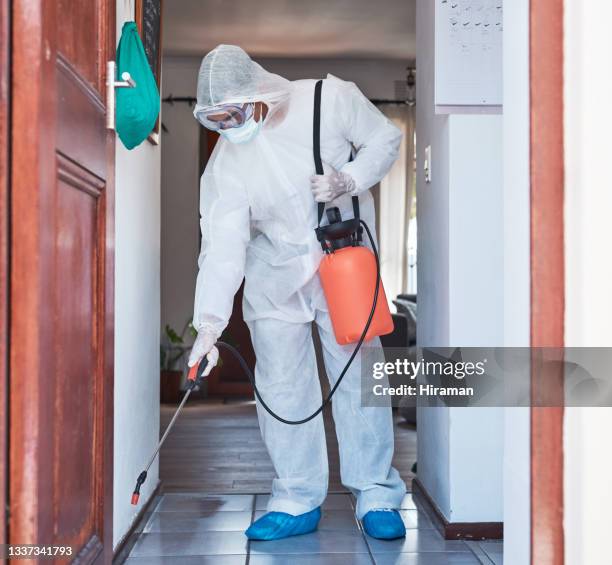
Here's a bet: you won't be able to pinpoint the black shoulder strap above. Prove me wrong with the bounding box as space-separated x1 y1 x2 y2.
313 80 325 226
313 79 360 227
313 80 324 176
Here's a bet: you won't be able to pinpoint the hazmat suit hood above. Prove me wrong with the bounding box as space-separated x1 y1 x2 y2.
193 44 292 124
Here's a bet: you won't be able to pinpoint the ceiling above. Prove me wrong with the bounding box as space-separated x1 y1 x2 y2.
162 0 416 60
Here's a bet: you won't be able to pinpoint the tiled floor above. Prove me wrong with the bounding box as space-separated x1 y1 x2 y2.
124 492 503 564
121 399 501 564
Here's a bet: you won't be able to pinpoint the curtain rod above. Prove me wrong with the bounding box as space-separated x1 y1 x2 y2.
162 95 411 106
369 99 414 106
162 95 197 104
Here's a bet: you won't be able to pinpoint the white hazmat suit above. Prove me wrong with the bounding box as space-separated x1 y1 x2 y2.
193 45 406 518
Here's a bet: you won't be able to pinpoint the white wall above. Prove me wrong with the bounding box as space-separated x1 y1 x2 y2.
416 0 504 524
414 0 450 349
414 0 451 509
448 408 503 522
448 114 504 523
161 59 200 338
160 55 411 337
502 0 531 563
564 2 612 563
113 0 162 549
448 114 503 346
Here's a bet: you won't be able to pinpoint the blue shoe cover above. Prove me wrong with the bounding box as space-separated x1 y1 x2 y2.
245 507 321 540
362 509 406 540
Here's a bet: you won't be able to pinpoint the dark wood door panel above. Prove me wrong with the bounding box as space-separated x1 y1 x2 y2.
53 155 104 553
57 57 107 180
57 0 103 91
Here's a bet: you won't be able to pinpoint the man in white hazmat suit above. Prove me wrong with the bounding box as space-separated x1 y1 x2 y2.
188 45 407 541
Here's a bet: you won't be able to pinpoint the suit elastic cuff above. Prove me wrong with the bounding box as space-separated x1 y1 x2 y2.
196 321 223 340
339 163 366 194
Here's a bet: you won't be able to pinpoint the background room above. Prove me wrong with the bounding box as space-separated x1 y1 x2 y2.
156 0 418 501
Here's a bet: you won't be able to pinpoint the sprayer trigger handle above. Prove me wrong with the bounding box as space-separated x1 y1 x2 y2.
187 356 209 386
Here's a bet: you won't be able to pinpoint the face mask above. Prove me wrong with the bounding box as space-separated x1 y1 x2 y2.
219 116 262 144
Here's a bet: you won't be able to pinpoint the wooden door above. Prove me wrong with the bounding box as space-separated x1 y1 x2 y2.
10 1 115 562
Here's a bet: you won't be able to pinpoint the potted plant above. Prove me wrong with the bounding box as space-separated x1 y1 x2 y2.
160 320 196 404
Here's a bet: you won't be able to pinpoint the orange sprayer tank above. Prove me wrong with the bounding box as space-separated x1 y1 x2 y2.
319 246 394 345
315 205 394 345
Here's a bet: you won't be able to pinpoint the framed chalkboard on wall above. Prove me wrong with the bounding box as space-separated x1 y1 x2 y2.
135 0 163 144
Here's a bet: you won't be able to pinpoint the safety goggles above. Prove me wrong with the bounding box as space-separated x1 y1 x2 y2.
196 103 254 131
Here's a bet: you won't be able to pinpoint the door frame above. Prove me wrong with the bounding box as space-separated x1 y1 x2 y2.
0 0 9 550
530 0 565 563
8 0 115 559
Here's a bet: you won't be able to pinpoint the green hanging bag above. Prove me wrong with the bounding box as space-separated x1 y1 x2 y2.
116 21 160 149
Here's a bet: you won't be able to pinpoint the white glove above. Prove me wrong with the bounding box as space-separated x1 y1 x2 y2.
187 330 219 377
310 166 356 203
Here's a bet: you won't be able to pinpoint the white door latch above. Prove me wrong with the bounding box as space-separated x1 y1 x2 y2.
106 61 137 130
424 145 432 184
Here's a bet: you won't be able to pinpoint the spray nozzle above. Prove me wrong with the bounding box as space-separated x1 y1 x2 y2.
131 470 148 505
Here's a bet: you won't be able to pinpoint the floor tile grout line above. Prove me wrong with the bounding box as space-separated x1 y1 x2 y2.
479 542 503 565
465 540 496 565
353 508 377 564
140 494 165 535
245 494 257 564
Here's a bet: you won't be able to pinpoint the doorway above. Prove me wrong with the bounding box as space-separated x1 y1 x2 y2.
151 1 421 562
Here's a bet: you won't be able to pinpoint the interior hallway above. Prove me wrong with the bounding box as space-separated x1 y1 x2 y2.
119 400 502 563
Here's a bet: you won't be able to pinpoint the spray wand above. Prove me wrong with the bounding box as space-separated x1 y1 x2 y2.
131 356 209 505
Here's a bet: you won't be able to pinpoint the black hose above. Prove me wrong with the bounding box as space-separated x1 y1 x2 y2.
215 220 380 425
